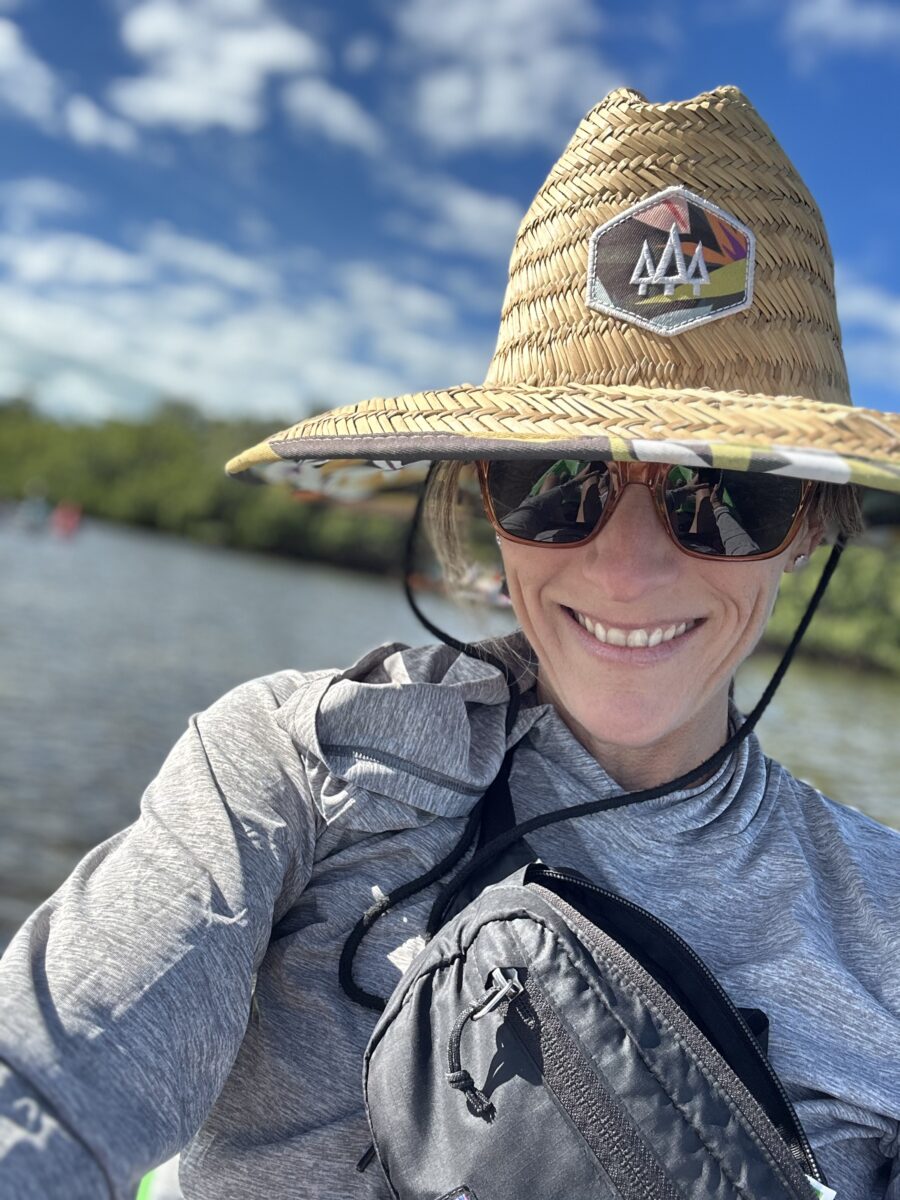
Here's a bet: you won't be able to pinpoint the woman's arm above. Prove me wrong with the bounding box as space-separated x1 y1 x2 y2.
0 673 317 1200
0 1062 111 1198
711 500 760 556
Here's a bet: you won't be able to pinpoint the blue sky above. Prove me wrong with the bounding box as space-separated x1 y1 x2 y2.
0 0 897 424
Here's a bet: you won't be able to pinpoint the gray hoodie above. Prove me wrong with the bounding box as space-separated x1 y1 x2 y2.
0 640 898 1199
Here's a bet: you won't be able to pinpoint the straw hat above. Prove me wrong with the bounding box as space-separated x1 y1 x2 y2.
227 85 900 497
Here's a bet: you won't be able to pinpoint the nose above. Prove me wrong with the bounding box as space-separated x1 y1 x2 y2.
579 481 681 602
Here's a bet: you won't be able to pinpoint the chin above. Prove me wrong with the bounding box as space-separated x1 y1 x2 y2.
567 693 688 751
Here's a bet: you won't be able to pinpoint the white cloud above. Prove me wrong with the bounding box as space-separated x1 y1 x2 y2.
111 0 322 132
441 264 508 314
0 222 280 295
0 223 490 421
0 18 141 154
140 225 278 292
339 262 456 328
64 95 139 153
282 76 384 155
392 0 623 152
846 338 900 396
0 177 87 232
393 172 522 261
783 0 900 57
0 16 59 128
0 232 152 285
837 272 900 395
39 370 128 422
0 4 381 161
839 276 900 338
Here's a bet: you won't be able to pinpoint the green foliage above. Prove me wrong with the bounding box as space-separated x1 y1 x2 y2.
767 543 900 674
0 397 407 576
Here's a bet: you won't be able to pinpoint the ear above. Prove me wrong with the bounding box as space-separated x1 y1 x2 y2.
783 517 826 573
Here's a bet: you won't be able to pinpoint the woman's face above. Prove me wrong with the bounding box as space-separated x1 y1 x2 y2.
498 476 820 769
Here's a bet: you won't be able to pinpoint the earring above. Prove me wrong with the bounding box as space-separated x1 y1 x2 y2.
495 533 503 547
791 553 809 571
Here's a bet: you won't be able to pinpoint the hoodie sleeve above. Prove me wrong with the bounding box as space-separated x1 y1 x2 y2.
0 671 319 1200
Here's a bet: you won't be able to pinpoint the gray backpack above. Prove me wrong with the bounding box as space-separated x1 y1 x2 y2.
345 752 831 1200
362 861 828 1200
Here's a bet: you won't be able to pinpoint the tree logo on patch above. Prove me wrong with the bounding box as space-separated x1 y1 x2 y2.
587 186 755 336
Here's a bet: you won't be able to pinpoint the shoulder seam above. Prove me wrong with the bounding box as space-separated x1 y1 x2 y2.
321 743 485 797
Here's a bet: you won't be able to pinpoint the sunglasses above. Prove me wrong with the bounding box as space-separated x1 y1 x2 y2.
477 459 812 562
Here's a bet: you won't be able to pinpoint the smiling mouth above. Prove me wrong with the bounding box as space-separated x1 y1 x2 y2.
569 608 700 648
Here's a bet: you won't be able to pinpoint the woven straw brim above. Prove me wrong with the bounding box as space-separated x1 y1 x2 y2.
226 383 900 495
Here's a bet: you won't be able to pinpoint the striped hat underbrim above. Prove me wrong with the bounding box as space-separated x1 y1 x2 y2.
225 385 900 498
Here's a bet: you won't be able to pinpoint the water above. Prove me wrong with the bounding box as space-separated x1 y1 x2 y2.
0 519 897 950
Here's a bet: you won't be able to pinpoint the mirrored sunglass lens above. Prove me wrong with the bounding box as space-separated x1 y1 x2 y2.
664 467 804 557
487 460 610 544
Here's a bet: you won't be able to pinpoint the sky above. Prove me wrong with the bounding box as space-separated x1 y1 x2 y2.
0 0 897 426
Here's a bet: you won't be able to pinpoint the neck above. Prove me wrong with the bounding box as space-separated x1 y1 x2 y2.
536 679 732 793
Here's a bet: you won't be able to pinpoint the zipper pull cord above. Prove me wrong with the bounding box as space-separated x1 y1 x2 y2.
445 996 498 1121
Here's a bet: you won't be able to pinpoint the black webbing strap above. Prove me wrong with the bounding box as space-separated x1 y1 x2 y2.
440 748 534 923
474 749 518 852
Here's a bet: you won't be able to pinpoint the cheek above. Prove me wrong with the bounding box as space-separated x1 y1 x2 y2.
709 558 786 653
501 549 559 637
502 556 542 622
500 544 544 593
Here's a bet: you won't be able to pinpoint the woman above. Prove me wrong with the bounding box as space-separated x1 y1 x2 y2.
1 86 899 1200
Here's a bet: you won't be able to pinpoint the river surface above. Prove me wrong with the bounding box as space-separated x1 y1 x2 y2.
1 518 897 950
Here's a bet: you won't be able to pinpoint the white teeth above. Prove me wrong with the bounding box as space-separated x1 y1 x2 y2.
573 610 695 648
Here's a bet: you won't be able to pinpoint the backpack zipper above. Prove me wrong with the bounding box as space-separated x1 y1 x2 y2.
533 866 823 1185
450 961 818 1200
503 973 682 1200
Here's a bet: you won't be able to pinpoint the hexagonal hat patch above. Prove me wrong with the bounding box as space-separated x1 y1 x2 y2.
586 185 755 336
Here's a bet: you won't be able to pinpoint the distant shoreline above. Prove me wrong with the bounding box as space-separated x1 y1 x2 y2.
2 398 898 676
5 506 898 679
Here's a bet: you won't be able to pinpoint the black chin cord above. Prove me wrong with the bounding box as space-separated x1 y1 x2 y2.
335 466 523 1013
424 535 845 936
337 471 845 1012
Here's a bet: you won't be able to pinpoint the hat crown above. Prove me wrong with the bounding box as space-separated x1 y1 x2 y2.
484 85 850 407
228 85 900 499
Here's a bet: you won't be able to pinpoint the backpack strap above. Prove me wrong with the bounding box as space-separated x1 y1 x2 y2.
476 748 518 848
441 748 535 922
